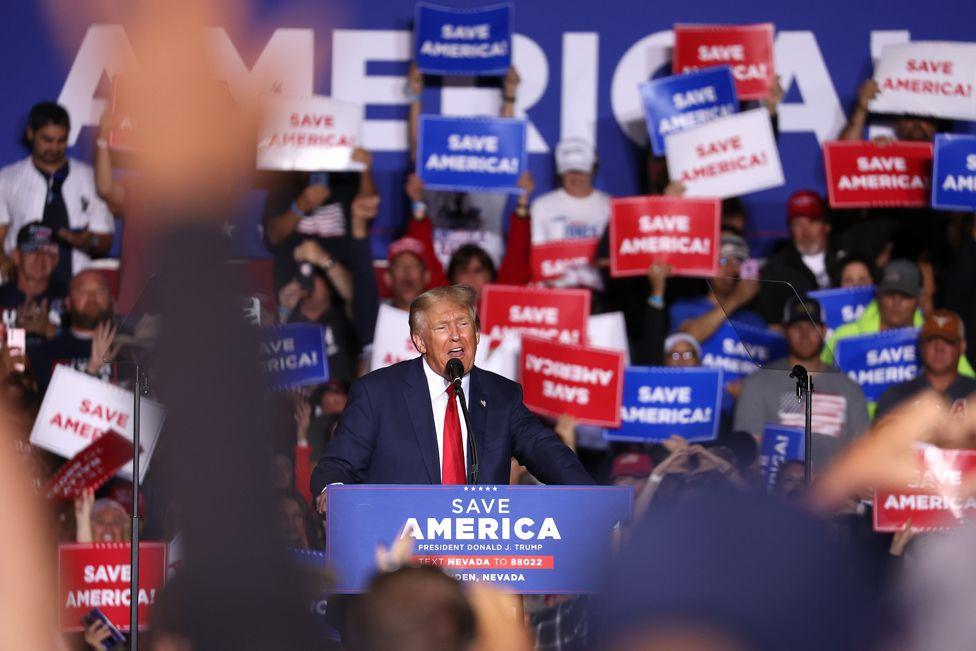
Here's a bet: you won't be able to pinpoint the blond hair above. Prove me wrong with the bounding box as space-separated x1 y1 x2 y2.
408 285 480 335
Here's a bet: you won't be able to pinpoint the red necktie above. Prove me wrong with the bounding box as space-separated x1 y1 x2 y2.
442 384 466 484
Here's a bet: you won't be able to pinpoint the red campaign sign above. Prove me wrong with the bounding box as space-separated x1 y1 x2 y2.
609 196 720 278
823 141 933 208
479 284 590 346
530 238 599 282
672 23 774 100
519 335 624 427
874 447 976 532
59 542 168 632
44 431 134 501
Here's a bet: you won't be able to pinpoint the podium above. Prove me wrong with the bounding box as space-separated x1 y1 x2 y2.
326 484 632 594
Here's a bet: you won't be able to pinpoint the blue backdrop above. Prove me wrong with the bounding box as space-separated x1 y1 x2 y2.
2 0 974 260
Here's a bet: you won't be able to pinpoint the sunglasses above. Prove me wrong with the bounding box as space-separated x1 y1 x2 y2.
668 350 698 361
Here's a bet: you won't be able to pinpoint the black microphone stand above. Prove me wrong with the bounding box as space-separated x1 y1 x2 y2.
129 361 147 649
789 364 814 485
453 379 480 485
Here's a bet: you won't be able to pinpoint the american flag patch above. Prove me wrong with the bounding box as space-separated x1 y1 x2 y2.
777 392 848 438
297 203 346 238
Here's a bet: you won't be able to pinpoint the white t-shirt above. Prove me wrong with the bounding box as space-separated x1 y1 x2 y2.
530 188 611 244
801 251 830 288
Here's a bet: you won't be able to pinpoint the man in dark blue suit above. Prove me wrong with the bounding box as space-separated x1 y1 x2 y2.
311 284 593 508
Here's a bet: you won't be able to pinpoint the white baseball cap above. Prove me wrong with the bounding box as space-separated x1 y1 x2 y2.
555 137 596 174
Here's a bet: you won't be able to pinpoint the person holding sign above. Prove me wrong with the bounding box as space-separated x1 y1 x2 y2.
876 310 976 419
735 297 869 472
311 284 592 508
838 76 946 144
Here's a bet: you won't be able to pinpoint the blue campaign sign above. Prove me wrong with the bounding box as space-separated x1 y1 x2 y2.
414 2 513 76
932 134 976 211
639 67 739 156
700 322 788 410
326 484 632 594
808 286 876 333
259 323 329 389
604 366 723 443
834 327 919 402
417 116 527 192
759 424 805 492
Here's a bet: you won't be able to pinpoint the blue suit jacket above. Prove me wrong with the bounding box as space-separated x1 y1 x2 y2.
310 356 593 492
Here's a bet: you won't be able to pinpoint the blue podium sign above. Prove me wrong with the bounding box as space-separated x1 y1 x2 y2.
415 2 513 76
417 115 527 192
259 323 329 389
326 484 632 594
604 366 722 443
932 133 976 211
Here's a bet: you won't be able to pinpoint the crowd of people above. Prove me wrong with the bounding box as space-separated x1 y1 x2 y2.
3 41 976 651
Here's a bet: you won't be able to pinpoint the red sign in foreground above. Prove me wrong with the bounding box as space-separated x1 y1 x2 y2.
874 447 976 532
609 196 720 278
672 23 774 100
45 431 135 501
480 285 590 346
530 238 599 283
519 335 624 427
823 141 933 208
59 542 168 632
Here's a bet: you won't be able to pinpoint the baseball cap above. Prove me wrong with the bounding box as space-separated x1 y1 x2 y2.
783 296 825 327
387 237 426 265
719 232 750 262
555 137 596 174
877 259 921 296
786 190 825 222
664 333 702 359
920 309 964 344
16 222 56 253
610 452 653 481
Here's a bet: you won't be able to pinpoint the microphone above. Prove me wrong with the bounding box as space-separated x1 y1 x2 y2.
445 358 479 485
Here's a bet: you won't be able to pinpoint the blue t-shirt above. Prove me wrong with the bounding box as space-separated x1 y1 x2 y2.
669 297 766 334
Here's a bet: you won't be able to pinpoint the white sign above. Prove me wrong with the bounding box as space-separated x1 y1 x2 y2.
586 312 630 365
30 366 165 483
870 42 976 121
256 95 365 171
370 304 417 371
475 331 520 382
664 108 784 198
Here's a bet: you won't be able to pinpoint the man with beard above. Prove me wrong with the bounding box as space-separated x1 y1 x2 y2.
0 102 114 286
28 269 115 394
755 191 842 324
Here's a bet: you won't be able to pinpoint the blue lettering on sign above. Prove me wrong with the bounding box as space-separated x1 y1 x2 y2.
326 484 631 594
932 134 976 211
418 116 528 192
414 2 513 76
639 66 739 156
604 366 723 443
834 327 919 402
259 323 329 389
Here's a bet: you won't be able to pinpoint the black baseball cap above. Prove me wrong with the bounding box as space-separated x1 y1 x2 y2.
16 222 56 253
783 296 825 327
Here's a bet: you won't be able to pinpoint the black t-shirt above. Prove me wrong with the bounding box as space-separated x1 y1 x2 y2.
28 330 114 396
876 374 976 420
0 279 68 347
260 172 361 290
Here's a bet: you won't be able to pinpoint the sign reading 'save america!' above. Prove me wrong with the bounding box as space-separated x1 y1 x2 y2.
256 95 364 171
823 141 933 208
480 284 590 346
874 446 976 532
609 196 720 278
869 41 976 121
672 23 775 100
327 485 632 593
519 335 624 427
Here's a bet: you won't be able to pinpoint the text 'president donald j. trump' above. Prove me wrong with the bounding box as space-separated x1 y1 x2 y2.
311 284 594 503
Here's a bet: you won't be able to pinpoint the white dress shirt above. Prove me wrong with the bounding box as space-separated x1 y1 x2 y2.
422 357 470 480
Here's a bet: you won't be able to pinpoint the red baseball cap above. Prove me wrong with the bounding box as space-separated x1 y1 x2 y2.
610 452 653 481
387 237 426 265
786 190 825 222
